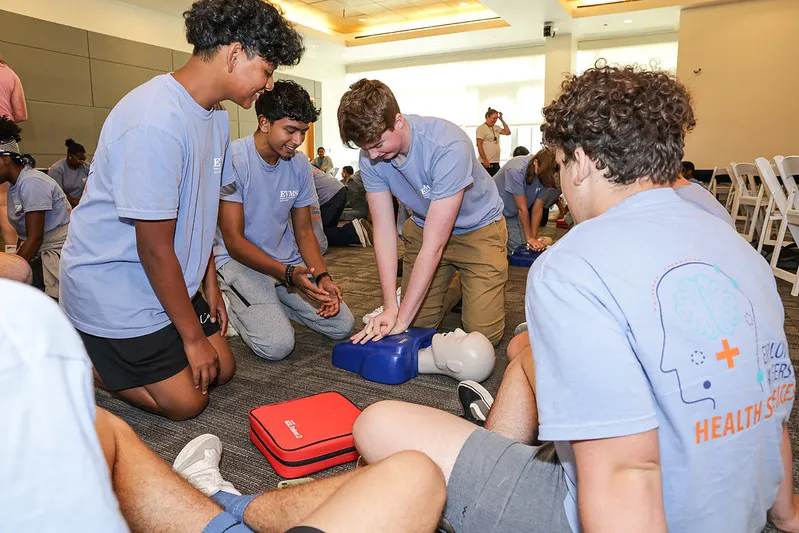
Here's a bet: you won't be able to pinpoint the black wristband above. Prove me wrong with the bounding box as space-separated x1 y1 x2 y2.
315 272 331 285
285 264 296 287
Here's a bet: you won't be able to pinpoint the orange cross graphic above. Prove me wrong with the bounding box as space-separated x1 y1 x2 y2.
716 338 740 369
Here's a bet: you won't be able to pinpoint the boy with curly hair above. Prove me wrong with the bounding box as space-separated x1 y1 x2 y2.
215 80 354 361
353 65 796 533
60 0 304 420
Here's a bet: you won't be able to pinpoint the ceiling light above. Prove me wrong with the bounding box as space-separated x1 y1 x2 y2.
624 19 632 23
459 2 468 6
358 17 367 22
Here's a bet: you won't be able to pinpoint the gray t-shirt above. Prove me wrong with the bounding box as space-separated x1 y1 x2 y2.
345 171 368 215
7 166 71 239
528 187 792 533
48 158 89 201
214 135 317 267
360 114 503 235
313 169 344 206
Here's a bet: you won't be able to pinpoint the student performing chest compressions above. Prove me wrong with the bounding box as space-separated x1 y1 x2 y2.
338 79 508 347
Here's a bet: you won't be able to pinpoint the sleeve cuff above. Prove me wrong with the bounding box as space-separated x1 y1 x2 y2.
116 207 178 220
538 414 659 442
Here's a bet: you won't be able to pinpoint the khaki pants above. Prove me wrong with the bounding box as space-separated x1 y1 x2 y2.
401 217 508 345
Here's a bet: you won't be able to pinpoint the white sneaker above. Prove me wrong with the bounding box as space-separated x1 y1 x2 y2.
351 218 368 248
362 288 401 324
4 245 16 254
173 434 240 497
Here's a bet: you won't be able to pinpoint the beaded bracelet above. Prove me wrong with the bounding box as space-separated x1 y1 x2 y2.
285 264 296 287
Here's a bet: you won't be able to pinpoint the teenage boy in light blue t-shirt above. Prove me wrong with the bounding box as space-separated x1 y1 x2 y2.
353 66 799 533
494 148 559 253
338 79 507 346
59 0 305 421
215 80 354 361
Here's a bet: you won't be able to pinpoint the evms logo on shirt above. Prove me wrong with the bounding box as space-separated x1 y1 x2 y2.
420 185 431 199
280 190 299 202
213 157 223 174
654 261 794 445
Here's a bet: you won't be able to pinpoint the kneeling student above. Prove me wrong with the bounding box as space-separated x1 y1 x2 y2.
0 118 69 297
216 80 355 361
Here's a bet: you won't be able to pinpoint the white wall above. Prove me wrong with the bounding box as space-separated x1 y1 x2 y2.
0 0 349 162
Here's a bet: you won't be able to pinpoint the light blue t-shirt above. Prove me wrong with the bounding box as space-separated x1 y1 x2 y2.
6 166 70 240
0 280 128 532
60 74 232 338
493 155 555 218
674 182 735 227
527 188 792 533
215 135 317 268
312 168 344 206
48 158 90 201
359 115 503 235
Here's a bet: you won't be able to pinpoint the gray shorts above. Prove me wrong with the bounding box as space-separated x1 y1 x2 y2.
444 428 572 533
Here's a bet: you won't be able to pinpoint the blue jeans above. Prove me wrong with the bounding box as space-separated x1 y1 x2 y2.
203 492 257 533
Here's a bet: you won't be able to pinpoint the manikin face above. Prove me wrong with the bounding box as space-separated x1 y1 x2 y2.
229 48 275 110
361 115 406 161
261 117 309 160
430 328 495 382
486 113 498 126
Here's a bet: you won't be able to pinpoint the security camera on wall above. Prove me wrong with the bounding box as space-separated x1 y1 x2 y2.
544 21 555 38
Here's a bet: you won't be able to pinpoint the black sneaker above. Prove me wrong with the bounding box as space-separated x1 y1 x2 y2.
457 380 494 423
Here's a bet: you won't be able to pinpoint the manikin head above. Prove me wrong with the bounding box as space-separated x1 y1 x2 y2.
541 65 695 225
422 328 495 382
338 78 409 162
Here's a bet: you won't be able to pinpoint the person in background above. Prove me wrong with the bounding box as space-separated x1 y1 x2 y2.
0 59 26 253
312 166 371 247
59 0 305 421
49 138 90 207
476 107 510 176
681 160 702 185
342 165 369 222
313 146 333 173
0 118 69 298
512 146 530 157
493 148 559 253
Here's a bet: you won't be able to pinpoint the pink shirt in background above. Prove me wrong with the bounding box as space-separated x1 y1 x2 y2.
0 64 22 120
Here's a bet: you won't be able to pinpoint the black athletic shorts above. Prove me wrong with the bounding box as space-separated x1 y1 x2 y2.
285 528 324 533
78 292 220 391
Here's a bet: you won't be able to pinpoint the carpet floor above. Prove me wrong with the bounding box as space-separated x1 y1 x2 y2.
94 224 797 532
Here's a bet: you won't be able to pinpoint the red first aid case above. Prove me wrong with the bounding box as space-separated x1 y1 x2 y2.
249 392 362 478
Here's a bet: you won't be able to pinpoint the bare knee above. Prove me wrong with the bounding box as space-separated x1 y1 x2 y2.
161 394 209 421
507 332 529 362
381 450 446 502
353 400 405 453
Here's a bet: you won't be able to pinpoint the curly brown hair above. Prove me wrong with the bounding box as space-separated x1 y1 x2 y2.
541 65 695 186
338 79 400 148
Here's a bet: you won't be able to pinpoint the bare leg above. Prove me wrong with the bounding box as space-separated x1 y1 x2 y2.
298 451 446 533
95 408 222 532
506 331 529 362
0 183 18 249
96 333 236 421
483 353 539 444
354 400 478 483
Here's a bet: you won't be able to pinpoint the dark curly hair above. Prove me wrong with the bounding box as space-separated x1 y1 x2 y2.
0 117 22 143
541 64 695 186
184 0 303 67
255 80 320 124
65 138 86 155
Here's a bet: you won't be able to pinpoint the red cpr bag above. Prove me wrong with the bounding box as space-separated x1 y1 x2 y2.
249 392 361 478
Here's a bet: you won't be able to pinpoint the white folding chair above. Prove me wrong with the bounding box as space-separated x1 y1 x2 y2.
775 156 799 209
709 166 733 205
755 157 799 295
728 162 765 242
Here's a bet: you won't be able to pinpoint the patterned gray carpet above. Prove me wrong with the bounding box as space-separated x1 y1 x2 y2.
93 225 797 531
